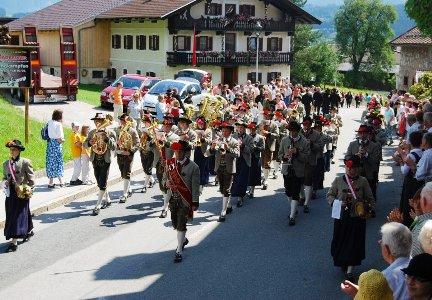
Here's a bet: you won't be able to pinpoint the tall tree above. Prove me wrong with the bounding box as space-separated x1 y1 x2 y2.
335 0 396 87
405 0 432 36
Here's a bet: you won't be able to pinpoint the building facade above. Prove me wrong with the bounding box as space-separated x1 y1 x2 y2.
391 27 432 91
7 0 320 86
102 0 319 86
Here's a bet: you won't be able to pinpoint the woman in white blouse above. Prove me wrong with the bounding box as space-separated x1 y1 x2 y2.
46 109 65 188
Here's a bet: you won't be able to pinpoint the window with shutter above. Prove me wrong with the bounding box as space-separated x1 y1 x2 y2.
112 35 121 49
240 5 255 17
124 35 133 50
136 35 146 50
225 4 236 17
206 3 222 16
278 38 283 51
149 35 160 51
197 36 212 51
268 37 280 51
174 36 191 51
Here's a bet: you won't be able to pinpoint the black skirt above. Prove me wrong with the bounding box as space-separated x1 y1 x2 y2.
331 209 366 267
4 184 33 240
313 157 325 190
194 147 210 186
248 156 262 186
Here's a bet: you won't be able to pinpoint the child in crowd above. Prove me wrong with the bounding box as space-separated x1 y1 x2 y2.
80 124 93 185
170 100 181 124
70 122 83 185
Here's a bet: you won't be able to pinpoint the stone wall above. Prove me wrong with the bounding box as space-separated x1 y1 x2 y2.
397 45 432 90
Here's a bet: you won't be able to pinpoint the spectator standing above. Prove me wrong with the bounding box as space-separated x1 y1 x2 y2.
110 81 123 122
382 101 396 145
46 109 65 188
69 122 83 186
155 94 167 121
401 253 432 300
380 222 411 300
127 91 143 129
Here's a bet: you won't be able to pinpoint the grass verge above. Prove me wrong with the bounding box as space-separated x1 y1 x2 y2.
78 84 103 107
0 96 73 171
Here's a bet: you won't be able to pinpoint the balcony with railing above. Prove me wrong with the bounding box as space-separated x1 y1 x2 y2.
168 16 295 33
167 51 293 66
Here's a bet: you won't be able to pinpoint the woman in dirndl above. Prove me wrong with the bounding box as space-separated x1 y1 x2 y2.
327 156 375 281
46 109 65 188
193 116 212 193
3 140 35 252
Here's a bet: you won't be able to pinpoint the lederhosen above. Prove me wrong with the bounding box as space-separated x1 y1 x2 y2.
139 140 154 176
93 154 110 190
169 161 190 232
156 149 167 193
217 153 234 197
117 152 134 180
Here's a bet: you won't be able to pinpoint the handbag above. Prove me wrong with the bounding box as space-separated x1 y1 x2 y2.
8 160 33 199
345 174 372 219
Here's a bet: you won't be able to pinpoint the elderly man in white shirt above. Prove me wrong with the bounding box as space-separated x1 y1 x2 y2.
380 222 412 300
415 132 432 183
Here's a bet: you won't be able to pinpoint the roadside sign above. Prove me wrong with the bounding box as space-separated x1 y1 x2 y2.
0 46 31 88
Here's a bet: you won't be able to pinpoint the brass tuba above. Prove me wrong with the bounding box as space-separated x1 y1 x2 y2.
91 114 114 155
118 116 134 151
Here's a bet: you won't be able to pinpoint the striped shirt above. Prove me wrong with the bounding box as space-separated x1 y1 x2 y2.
411 212 432 256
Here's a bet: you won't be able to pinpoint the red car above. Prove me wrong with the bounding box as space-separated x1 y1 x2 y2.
100 74 160 109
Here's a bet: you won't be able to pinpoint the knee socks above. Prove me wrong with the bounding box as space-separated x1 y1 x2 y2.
176 231 186 254
221 196 228 216
290 199 298 219
123 179 130 197
304 186 313 206
95 190 105 209
263 169 270 184
162 192 169 211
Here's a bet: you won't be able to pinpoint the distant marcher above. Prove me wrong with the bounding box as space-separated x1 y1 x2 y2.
3 140 35 252
46 109 65 188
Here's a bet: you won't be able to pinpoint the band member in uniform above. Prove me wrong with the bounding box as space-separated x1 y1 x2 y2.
312 120 333 196
327 156 375 281
272 110 285 179
193 116 212 194
231 120 253 207
84 113 117 215
3 140 35 252
176 115 197 150
115 113 139 203
163 140 200 263
158 115 179 218
247 122 265 198
261 110 279 190
278 121 310 226
301 116 324 212
208 122 240 222
346 125 382 201
138 114 156 193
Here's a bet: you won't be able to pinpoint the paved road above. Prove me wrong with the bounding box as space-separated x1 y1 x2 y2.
0 107 402 299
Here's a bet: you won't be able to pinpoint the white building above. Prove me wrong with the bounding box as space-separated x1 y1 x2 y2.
99 0 320 85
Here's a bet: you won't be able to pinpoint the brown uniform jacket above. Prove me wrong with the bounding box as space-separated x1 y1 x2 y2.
3 158 35 187
278 135 310 177
232 132 253 167
114 126 140 154
84 129 117 163
302 129 324 166
345 139 381 179
327 175 375 218
261 120 279 152
207 136 240 174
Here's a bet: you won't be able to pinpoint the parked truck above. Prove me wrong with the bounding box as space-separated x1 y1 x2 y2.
12 26 78 103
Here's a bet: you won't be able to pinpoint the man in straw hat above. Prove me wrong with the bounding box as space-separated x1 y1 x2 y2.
163 140 200 263
84 113 117 215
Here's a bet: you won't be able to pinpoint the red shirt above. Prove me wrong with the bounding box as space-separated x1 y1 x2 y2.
171 107 180 117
